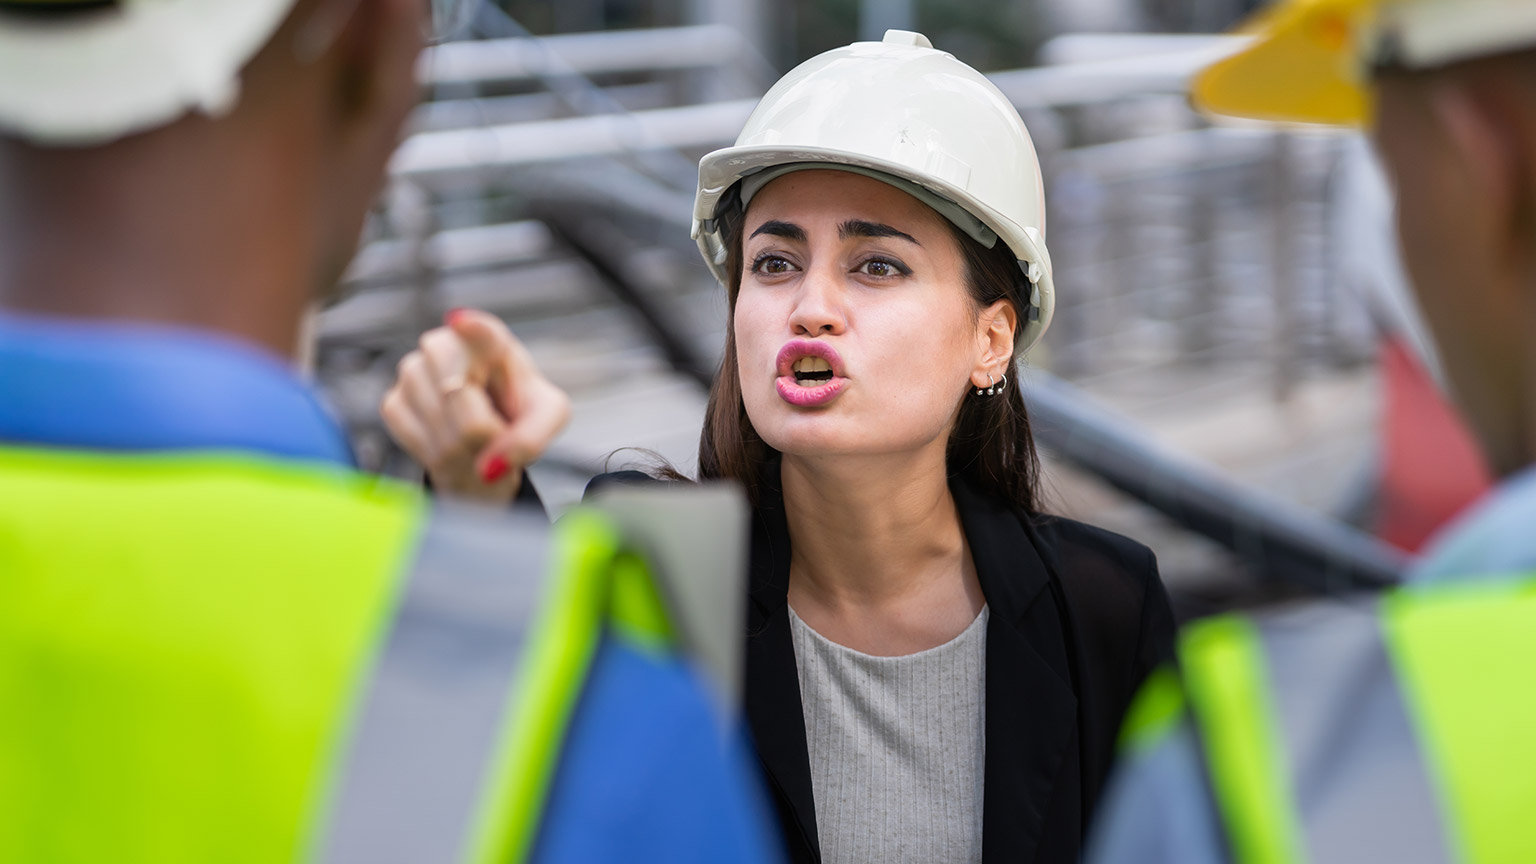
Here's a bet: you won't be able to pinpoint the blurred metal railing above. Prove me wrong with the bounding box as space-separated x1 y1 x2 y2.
419 24 762 85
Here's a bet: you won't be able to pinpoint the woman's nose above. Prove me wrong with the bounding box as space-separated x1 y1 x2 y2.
788 266 847 336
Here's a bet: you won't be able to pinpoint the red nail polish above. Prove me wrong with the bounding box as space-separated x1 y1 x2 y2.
445 307 469 326
481 454 510 484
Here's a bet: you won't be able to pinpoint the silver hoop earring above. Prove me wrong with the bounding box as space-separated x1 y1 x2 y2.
994 372 1008 395
976 373 995 397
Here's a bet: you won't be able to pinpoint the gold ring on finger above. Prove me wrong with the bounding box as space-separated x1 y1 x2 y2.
440 374 470 397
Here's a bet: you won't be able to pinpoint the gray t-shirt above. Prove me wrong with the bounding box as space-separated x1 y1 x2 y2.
789 605 989 864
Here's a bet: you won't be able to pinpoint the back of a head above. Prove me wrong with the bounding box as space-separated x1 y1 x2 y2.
0 0 307 147
0 0 434 357
1193 0 1536 476
1191 0 1536 126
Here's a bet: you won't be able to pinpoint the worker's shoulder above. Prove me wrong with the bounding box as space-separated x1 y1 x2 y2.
408 502 775 861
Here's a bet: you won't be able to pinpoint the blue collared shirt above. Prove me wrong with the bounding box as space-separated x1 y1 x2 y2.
0 312 780 864
0 313 352 465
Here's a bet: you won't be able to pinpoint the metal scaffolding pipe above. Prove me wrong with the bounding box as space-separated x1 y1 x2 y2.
988 40 1250 108
391 99 756 180
344 220 554 284
1038 33 1249 66
419 25 749 86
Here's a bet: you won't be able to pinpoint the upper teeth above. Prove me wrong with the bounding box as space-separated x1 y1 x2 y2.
793 357 833 374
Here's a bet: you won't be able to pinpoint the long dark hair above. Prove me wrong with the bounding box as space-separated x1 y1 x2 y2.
692 184 1043 513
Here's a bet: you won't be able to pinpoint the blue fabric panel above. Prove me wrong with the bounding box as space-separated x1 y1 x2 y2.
534 636 784 864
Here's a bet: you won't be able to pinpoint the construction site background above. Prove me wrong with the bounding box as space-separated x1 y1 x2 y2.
316 0 1465 619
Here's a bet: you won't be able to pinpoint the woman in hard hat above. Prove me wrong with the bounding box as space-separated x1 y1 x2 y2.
384 31 1175 864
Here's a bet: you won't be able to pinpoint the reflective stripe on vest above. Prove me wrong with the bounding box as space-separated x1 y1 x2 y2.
1178 579 1536 864
316 505 551 864
462 508 675 864
318 505 679 864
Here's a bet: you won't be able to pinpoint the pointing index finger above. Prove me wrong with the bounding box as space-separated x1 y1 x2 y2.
446 308 528 416
446 308 515 369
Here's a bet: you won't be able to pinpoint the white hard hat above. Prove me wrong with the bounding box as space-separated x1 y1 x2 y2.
693 29 1055 354
0 1 302 146
0 0 478 147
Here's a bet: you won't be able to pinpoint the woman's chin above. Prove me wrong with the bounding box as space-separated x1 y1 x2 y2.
758 417 919 461
748 393 945 459
757 417 864 459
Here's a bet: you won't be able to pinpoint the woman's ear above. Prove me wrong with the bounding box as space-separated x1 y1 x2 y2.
970 300 1017 387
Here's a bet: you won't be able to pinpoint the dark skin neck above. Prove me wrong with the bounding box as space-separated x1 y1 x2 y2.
0 113 321 361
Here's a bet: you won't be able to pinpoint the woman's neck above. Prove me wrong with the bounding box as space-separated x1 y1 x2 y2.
781 447 985 656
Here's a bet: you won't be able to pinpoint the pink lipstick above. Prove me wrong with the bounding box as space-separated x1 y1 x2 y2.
775 340 849 408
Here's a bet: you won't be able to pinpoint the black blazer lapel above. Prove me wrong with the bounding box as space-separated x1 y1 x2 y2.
952 478 1080 864
744 464 821 862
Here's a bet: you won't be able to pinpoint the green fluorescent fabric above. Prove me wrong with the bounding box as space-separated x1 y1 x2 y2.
1385 578 1536 864
0 446 422 864
1180 615 1304 864
607 550 677 654
1117 665 1187 756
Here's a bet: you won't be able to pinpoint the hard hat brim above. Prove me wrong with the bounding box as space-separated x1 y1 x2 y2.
1192 0 1373 127
0 0 298 146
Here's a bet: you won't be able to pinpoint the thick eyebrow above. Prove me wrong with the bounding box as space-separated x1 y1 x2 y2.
839 219 920 247
748 220 806 242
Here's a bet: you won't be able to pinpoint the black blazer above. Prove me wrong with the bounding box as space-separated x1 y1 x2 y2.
589 465 1176 864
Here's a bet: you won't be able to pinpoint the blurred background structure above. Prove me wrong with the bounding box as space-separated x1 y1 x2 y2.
315 0 1492 620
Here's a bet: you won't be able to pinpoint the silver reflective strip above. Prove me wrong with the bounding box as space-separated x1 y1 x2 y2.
1254 600 1454 864
316 505 551 864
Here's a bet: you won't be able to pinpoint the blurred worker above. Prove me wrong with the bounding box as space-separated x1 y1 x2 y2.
1089 1 1536 862
0 2 778 863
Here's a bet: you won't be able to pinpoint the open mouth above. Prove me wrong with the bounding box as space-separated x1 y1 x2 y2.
775 340 847 407
791 356 835 387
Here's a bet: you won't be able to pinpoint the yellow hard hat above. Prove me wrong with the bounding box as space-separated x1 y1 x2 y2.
1194 0 1536 126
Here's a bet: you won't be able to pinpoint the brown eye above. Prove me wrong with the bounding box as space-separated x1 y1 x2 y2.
858 258 905 277
751 255 797 276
